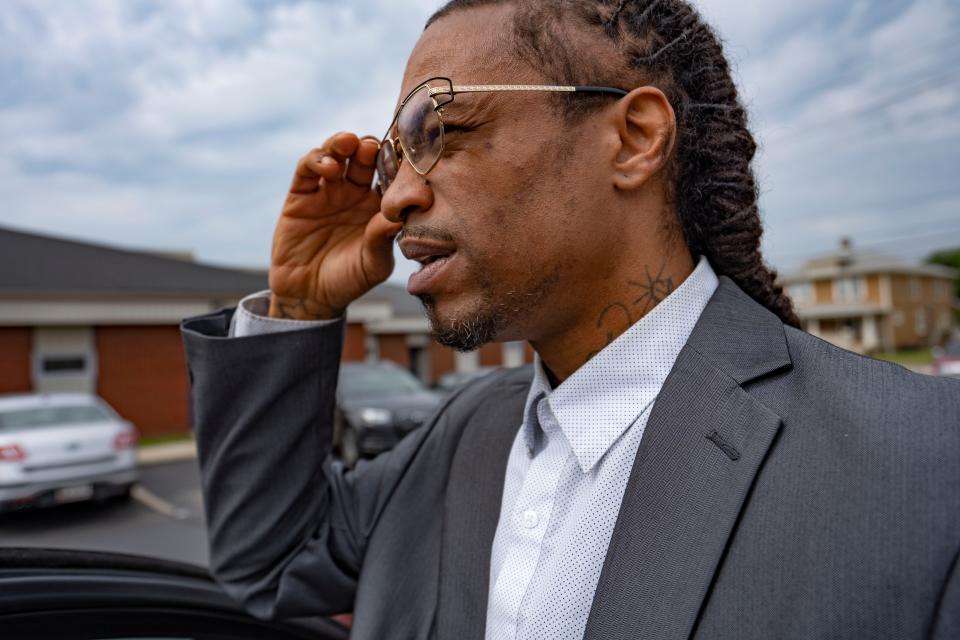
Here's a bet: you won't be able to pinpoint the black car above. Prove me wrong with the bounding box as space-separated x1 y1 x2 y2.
0 547 348 639
433 367 501 396
334 361 443 465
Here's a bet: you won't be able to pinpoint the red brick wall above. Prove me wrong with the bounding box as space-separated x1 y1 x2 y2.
0 328 32 394
378 334 410 369
478 343 502 367
430 341 456 382
95 326 189 438
343 323 367 362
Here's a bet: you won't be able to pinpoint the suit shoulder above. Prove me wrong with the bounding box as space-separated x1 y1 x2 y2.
439 364 533 414
779 325 960 436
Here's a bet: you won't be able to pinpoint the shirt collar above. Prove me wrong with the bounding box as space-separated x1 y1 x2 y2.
520 256 719 473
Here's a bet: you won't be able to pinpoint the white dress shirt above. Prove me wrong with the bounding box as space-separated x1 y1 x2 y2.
485 256 717 640
228 257 719 639
228 291 340 338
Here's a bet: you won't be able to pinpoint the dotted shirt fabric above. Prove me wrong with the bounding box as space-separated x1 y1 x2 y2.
485 256 719 640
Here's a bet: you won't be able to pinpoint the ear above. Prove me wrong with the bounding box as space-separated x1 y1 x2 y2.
610 86 676 191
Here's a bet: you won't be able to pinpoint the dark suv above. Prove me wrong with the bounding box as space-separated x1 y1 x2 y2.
334 362 443 465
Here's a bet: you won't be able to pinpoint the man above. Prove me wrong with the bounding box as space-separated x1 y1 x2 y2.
180 1 960 638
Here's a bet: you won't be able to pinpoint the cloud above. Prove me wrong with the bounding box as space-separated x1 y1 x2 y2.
0 0 434 272
0 0 958 284
709 0 960 270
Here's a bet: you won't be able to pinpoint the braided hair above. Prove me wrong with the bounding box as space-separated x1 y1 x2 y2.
427 0 800 327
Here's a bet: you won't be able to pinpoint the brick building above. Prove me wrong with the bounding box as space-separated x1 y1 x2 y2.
0 226 531 438
780 239 958 354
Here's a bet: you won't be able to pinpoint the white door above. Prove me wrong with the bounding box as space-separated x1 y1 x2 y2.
31 326 98 394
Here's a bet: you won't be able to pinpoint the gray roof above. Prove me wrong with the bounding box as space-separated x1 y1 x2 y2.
0 225 268 297
781 247 958 284
359 279 425 316
0 225 426 317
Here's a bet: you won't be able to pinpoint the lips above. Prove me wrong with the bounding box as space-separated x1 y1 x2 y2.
399 238 458 295
399 238 457 265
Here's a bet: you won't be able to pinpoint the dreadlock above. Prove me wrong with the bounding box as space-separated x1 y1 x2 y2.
427 0 800 327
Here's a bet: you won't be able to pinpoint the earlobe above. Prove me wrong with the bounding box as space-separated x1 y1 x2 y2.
611 87 676 192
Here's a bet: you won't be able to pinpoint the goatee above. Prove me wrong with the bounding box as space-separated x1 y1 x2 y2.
417 293 503 353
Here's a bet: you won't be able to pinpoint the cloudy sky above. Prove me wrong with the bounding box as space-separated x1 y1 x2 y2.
1 0 958 286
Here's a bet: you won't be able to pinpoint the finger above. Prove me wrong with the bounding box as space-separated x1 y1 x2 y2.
322 131 361 162
290 149 342 194
345 137 380 187
362 211 404 283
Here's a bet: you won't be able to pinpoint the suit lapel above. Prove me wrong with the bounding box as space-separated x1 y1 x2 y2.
584 277 792 640
434 372 530 640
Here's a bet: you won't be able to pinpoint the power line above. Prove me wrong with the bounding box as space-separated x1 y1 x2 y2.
773 225 960 260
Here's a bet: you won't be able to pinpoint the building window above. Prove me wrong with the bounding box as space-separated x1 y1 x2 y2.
41 356 87 373
915 309 927 336
909 277 921 300
940 310 952 333
935 280 950 300
834 277 866 303
787 283 813 306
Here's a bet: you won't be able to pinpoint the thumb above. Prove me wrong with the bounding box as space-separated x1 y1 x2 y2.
361 211 404 285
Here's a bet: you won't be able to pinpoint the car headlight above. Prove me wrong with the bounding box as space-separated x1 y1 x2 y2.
357 408 392 426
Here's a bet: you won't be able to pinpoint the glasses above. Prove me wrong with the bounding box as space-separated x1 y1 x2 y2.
374 76 629 194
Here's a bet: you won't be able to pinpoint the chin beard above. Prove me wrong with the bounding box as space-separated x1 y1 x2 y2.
415 262 560 353
417 293 503 353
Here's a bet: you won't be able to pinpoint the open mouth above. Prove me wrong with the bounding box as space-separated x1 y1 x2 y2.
399 236 459 294
418 253 454 268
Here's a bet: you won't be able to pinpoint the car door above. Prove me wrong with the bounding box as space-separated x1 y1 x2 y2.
0 547 349 640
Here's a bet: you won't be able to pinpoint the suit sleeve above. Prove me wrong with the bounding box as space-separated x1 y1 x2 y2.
180 307 426 620
931 546 960 639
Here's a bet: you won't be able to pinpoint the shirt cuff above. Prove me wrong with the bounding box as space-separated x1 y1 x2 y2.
229 290 343 337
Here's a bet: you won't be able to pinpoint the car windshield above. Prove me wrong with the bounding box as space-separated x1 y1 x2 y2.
0 406 110 432
340 367 427 399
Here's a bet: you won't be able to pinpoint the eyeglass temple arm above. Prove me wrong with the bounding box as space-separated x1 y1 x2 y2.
431 84 629 97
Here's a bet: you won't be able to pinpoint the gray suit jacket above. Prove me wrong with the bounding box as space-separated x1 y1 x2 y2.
180 277 960 639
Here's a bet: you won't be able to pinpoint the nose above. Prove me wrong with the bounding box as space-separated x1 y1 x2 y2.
380 161 434 224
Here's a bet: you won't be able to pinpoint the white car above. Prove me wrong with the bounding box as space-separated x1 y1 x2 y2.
0 393 138 513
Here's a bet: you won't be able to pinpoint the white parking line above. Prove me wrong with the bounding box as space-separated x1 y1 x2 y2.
131 484 191 520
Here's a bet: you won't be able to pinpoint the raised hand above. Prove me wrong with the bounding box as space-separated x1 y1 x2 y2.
268 132 404 320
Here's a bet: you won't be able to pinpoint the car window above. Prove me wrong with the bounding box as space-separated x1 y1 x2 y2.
0 405 110 432
340 367 427 399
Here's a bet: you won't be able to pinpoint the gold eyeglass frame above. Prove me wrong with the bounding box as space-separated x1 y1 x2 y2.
375 76 629 193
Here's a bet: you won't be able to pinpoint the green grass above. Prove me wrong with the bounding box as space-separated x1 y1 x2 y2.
872 350 934 366
138 433 194 448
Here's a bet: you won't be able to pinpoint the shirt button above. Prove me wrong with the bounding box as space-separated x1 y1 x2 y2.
521 510 539 529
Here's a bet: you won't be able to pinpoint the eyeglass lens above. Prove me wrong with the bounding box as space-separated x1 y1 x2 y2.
375 83 444 194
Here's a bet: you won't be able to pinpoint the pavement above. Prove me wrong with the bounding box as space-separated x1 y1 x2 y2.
1 459 209 566
137 440 197 466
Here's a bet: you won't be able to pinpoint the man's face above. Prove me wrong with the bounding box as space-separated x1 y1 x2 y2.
383 6 618 351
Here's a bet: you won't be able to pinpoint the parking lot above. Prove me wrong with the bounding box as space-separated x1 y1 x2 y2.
0 459 208 567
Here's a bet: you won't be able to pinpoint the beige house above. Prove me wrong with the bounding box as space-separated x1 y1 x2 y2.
779 240 958 354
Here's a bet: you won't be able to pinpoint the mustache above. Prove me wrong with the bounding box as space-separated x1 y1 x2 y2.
395 224 458 246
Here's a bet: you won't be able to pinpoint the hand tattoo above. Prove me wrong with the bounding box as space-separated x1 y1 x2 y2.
271 296 340 321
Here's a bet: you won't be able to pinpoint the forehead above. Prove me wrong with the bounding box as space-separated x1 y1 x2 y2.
399 5 532 98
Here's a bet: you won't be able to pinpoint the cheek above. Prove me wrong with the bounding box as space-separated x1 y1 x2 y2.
441 127 582 276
